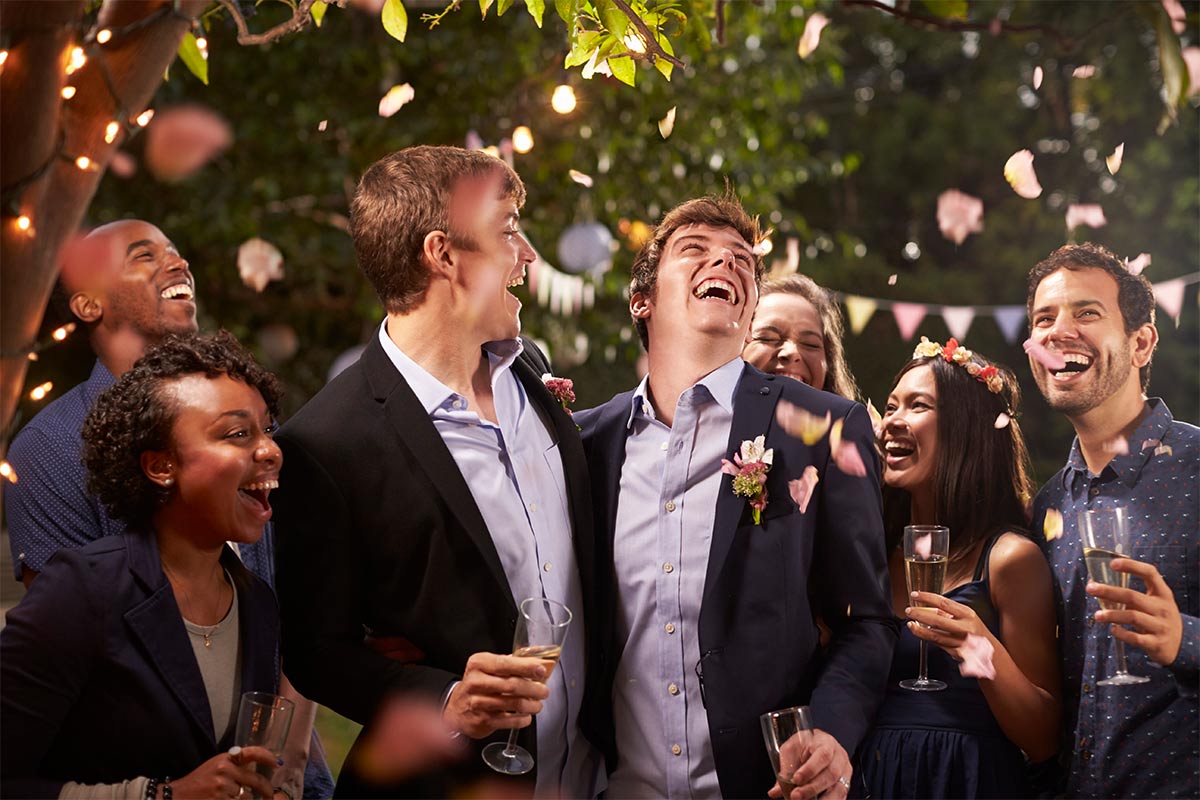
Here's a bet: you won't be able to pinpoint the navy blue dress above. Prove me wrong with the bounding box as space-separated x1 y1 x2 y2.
857 533 1030 799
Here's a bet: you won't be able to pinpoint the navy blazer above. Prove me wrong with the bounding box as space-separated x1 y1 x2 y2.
1 533 279 799
578 363 898 799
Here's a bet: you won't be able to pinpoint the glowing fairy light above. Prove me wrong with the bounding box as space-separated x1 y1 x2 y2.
135 109 154 127
16 215 31 231
196 37 208 59
0 51 9 67
0 461 17 484
61 86 77 99
96 29 113 44
551 85 577 115
75 156 92 170
66 46 86 74
29 382 53 402
52 323 76 341
512 126 534 154
104 121 120 143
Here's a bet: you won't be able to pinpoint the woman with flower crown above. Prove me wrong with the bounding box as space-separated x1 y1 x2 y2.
855 337 1061 799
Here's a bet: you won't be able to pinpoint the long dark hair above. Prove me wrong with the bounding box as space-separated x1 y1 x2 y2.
882 351 1035 567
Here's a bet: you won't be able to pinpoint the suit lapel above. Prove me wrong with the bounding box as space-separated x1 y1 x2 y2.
362 337 513 611
704 366 781 604
228 549 277 717
123 534 216 746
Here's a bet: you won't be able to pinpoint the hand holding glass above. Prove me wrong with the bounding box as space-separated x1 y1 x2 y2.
1080 507 1150 686
481 597 572 775
234 691 294 795
901 524 949 692
760 705 814 798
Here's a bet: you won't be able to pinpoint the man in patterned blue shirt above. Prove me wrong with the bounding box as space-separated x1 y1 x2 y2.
1027 243 1198 799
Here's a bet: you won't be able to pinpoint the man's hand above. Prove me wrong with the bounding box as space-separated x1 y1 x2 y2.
1089 556 1183 666
766 729 852 800
443 652 550 739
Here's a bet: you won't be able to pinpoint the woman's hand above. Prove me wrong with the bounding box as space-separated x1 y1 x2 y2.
168 745 276 799
905 591 994 666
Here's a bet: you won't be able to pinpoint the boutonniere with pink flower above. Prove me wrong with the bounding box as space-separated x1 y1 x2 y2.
721 435 773 526
541 373 576 415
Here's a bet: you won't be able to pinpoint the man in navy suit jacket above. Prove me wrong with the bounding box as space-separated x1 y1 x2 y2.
576 194 896 799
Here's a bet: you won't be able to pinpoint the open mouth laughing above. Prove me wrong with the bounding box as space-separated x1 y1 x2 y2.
692 277 740 306
238 478 278 516
1048 352 1093 381
883 438 916 466
160 281 194 301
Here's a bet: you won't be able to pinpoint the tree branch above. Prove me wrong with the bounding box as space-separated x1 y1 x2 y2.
216 0 321 46
609 0 685 69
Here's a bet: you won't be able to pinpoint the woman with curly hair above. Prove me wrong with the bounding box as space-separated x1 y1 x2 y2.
855 338 1060 799
742 274 861 401
2 332 288 800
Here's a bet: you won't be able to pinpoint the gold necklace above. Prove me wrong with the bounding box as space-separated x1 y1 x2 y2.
162 560 229 648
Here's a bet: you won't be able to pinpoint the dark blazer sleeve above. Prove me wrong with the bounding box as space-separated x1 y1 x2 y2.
807 401 898 754
275 430 457 725
1 549 104 799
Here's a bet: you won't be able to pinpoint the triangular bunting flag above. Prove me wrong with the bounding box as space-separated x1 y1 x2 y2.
1153 278 1186 326
993 306 1027 344
892 302 928 341
942 306 976 341
844 296 878 335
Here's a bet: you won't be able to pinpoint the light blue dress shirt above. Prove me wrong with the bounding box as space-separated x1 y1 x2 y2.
605 356 743 800
378 323 601 799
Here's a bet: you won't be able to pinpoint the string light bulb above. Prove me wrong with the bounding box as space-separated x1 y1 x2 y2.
96 28 113 44
135 109 154 127
61 86 77 99
0 50 8 67
551 85 577 115
29 382 53 402
0 460 17 485
512 126 534 154
16 215 31 231
51 323 76 341
66 46 86 74
75 156 92 170
104 121 120 143
196 37 208 59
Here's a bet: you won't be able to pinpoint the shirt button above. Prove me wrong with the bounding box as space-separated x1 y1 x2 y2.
1082 683 1092 694
661 441 669 451
1081 750 1091 762
543 562 552 572
1089 486 1100 497
665 623 676 634
665 501 676 512
529 502 537 512
671 744 682 756
668 683 680 695
570 679 577 688
663 563 674 573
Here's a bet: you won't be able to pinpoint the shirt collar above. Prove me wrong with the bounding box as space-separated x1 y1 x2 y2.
377 320 523 416
625 356 744 429
82 360 117 407
1062 398 1174 489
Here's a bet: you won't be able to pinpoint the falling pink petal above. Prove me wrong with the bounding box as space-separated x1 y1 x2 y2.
1184 48 1200 97
144 105 233 182
958 634 997 680
569 169 593 188
1072 65 1096 79
798 13 829 59
936 189 985 245
866 399 884 439
1032 66 1044 90
348 0 386 12
1105 143 1124 175
1023 338 1066 371
994 412 1011 429
888 274 898 286
658 106 676 139
1155 444 1174 457
237 237 284 293
1004 150 1042 199
1142 438 1162 452
378 83 415 118
1043 508 1064 542
108 150 137 178
788 466 820 514
1066 204 1107 232
1163 0 1187 34
914 533 932 560
777 401 832 446
1124 253 1151 275
833 441 867 477
1102 437 1130 456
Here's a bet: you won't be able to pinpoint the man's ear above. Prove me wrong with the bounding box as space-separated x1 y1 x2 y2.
422 230 455 280
1131 323 1158 369
68 292 102 324
140 450 175 489
630 288 652 320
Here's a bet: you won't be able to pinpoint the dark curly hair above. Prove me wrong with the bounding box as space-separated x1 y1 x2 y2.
82 331 282 531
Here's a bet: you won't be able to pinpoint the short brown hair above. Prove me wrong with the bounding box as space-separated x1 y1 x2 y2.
350 146 526 314
630 191 765 349
1026 242 1156 390
759 274 861 402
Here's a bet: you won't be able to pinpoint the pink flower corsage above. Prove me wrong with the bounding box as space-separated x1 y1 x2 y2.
541 373 576 415
721 435 774 526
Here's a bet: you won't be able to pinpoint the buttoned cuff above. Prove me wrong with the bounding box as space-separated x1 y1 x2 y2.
441 680 465 739
1168 613 1199 699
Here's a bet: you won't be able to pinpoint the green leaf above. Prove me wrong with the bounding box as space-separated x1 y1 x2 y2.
595 0 629 40
554 0 573 23
177 32 208 85
525 0 545 27
653 31 674 79
609 51 636 86
565 30 601 67
381 0 408 42
497 0 514 15
310 0 327 27
921 0 967 20
480 0 495 18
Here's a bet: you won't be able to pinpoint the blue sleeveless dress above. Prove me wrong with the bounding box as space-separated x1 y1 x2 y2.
857 533 1030 799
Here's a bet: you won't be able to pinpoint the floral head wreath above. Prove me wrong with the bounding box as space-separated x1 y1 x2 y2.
913 336 1005 395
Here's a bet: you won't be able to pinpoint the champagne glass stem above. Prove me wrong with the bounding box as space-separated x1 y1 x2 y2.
1114 637 1131 676
501 728 521 758
918 639 930 683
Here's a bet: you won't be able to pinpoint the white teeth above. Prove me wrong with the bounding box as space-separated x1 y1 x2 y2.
693 278 738 304
240 480 279 492
884 441 913 453
160 284 193 300
1061 353 1092 365
507 277 524 288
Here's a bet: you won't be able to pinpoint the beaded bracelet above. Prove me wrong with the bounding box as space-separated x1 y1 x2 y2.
144 778 158 800
162 778 173 800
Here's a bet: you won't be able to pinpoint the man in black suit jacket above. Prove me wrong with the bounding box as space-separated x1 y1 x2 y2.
576 194 896 799
273 146 602 798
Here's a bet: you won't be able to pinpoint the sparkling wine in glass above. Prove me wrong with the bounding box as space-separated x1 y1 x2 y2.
900 524 950 692
235 691 294 792
1079 507 1150 686
481 597 572 775
760 706 814 798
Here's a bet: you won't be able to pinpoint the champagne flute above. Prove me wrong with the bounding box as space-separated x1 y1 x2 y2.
760 705 814 798
234 691 294 796
900 524 950 692
1079 507 1150 686
481 597 572 775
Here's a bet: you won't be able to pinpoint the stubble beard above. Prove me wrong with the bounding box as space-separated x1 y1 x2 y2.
1038 341 1133 418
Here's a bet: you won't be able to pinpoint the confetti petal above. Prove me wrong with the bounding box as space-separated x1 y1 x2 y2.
994 412 1011 429
1105 143 1124 175
378 83 415 118
1102 437 1130 456
1072 65 1096 79
1154 444 1174 457
658 106 676 139
1124 253 1151 276
568 169 594 188
914 533 932 560
827 417 867 477
1023 338 1066 371
866 399 884 439
109 150 137 178
144 105 233 182
1004 150 1042 199
787 466 820 514
958 634 997 680
1142 438 1161 452
1065 204 1107 232
1032 65 1044 90
1184 47 1200 98
888 274 898 286
936 189 985 245
237 237 285 293
1163 0 1187 34
798 13 829 59
776 401 832 446
1043 507 1064 542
